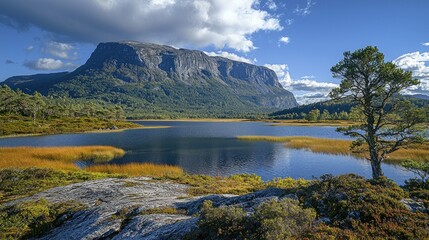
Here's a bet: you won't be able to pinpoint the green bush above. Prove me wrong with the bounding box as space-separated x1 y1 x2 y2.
298 174 429 239
187 198 316 240
0 198 84 239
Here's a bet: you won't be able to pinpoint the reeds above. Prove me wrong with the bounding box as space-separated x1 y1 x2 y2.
237 136 429 162
84 163 184 178
0 146 125 170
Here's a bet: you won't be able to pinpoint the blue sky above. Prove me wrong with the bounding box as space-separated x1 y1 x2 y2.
1 0 428 104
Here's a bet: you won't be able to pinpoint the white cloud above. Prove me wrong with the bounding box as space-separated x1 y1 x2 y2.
205 51 255 64
301 75 315 79
393 51 429 96
294 0 316 16
264 63 338 104
23 58 75 71
266 0 277 10
25 45 34 52
263 64 288 78
422 42 429 46
42 41 75 59
0 0 282 52
279 36 290 45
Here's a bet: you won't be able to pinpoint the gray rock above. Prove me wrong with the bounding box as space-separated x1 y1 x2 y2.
6 178 291 239
401 198 428 213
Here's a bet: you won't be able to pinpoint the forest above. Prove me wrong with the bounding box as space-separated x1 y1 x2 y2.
0 85 137 136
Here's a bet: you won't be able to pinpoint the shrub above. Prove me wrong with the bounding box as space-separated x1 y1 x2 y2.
187 198 316 240
298 174 429 239
0 198 84 239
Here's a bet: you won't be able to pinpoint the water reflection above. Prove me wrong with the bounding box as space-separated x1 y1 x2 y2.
0 121 416 183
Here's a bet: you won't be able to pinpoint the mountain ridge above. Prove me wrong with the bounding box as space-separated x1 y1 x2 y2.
4 41 298 118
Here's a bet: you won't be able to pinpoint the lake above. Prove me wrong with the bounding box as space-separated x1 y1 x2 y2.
0 121 416 184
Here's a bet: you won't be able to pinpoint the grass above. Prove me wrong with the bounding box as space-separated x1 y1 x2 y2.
172 173 309 196
84 163 184 178
0 146 126 170
237 136 429 163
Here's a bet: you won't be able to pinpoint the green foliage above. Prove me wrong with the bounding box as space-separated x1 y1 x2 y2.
298 174 429 239
265 177 310 190
271 95 429 122
187 198 316 240
0 85 138 136
50 74 277 119
0 198 84 239
402 160 429 200
330 46 426 178
0 168 121 203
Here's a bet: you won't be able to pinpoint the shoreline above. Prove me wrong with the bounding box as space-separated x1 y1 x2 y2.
0 125 170 139
129 118 253 122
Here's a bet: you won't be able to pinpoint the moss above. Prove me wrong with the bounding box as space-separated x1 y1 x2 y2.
0 198 84 239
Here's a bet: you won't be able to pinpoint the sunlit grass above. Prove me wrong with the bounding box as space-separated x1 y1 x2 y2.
237 136 429 163
0 146 125 170
84 163 184 178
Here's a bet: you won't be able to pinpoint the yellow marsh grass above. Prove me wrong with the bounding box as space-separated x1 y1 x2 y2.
0 146 125 170
85 163 184 178
237 136 429 163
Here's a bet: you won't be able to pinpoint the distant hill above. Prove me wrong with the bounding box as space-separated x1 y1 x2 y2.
270 95 429 119
404 94 429 100
3 41 298 118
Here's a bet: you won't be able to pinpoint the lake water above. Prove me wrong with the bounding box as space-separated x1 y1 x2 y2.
0 121 416 184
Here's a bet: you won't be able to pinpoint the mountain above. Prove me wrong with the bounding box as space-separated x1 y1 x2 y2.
4 41 297 118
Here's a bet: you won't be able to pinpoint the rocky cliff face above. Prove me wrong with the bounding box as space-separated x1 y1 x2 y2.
4 41 298 117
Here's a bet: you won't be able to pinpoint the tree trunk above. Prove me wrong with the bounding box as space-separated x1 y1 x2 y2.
370 159 383 179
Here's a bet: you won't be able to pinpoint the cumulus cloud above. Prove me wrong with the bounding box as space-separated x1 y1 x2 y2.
279 36 290 45
263 64 288 78
294 0 316 16
205 51 255 64
0 0 282 52
393 51 429 96
42 41 75 59
264 63 338 104
23 58 75 71
422 42 429 46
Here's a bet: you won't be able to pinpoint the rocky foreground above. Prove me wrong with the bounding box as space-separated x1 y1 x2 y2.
7 177 291 239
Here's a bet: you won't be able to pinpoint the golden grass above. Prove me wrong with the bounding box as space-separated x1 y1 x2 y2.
0 146 125 170
237 136 429 163
84 163 184 178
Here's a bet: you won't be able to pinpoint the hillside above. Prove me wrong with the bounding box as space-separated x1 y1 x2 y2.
3 41 298 118
270 95 429 119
